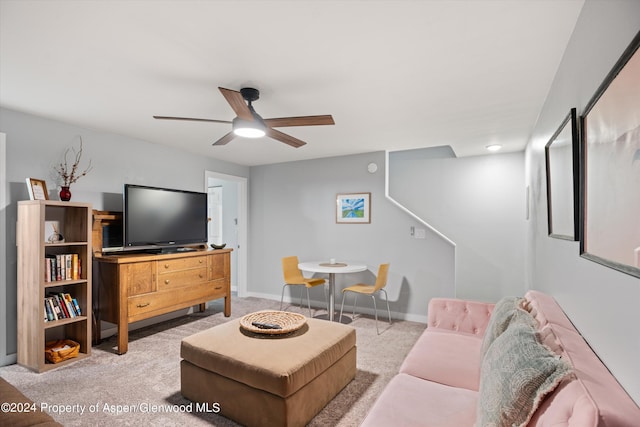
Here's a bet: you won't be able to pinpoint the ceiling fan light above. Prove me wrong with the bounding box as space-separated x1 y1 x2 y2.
232 117 266 138
234 127 266 138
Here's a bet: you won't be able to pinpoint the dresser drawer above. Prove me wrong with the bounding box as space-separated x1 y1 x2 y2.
208 278 228 299
158 267 208 290
128 281 220 320
158 256 207 273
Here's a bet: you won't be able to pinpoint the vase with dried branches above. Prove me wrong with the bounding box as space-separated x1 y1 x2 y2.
53 137 93 201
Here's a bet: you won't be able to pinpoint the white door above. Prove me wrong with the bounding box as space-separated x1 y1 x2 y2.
205 171 247 297
208 186 223 245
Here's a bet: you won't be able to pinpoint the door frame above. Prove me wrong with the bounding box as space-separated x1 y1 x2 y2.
204 170 248 297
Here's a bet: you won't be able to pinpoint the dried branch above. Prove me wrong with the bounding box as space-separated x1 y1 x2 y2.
54 137 93 186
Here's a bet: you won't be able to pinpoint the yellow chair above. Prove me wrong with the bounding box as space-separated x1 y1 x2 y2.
280 256 328 317
339 263 391 334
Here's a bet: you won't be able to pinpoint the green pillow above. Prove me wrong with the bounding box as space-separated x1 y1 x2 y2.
477 322 573 427
481 296 533 358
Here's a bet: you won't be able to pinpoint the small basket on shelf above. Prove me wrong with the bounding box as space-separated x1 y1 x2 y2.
45 339 80 364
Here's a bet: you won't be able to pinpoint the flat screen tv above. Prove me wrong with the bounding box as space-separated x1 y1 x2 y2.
123 184 208 252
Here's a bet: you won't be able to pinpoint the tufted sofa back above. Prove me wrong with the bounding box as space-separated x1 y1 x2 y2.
524 290 640 427
427 298 494 337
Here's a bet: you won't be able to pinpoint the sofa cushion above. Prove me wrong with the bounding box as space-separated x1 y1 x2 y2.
360 373 477 427
480 296 533 358
477 322 573 427
400 329 483 391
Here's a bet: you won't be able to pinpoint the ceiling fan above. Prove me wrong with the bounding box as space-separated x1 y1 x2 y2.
153 87 335 147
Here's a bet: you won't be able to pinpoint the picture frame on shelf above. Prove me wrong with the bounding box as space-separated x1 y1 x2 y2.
336 192 371 224
25 177 49 200
544 108 579 241
580 30 640 278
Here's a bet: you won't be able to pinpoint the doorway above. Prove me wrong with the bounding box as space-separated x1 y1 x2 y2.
204 171 247 297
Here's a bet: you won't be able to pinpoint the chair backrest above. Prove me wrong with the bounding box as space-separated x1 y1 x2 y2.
373 263 390 291
282 256 305 284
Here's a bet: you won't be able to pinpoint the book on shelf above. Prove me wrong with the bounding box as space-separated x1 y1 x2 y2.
71 297 82 316
44 292 82 322
45 297 61 320
44 254 81 282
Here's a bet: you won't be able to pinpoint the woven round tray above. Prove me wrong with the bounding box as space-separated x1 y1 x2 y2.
240 311 307 335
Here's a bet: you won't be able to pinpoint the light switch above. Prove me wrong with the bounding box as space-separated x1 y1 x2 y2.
414 228 426 239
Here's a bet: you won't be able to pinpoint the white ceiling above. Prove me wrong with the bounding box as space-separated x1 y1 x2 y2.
0 0 584 167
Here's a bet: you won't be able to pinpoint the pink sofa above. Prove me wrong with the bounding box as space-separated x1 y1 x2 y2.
361 290 640 426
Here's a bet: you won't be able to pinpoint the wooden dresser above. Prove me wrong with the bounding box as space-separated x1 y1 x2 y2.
94 249 232 354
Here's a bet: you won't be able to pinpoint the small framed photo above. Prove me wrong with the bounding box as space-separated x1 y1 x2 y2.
336 192 371 224
25 178 49 200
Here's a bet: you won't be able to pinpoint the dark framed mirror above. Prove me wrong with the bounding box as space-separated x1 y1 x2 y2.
580 30 640 278
545 108 579 240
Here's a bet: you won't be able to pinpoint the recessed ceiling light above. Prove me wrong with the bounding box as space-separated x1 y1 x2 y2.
485 144 502 152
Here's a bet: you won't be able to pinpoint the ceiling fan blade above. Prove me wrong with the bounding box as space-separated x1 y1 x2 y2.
264 115 335 128
218 87 253 121
153 115 231 124
212 131 235 146
266 128 306 148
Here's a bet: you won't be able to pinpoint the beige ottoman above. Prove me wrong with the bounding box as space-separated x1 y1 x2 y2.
180 317 357 427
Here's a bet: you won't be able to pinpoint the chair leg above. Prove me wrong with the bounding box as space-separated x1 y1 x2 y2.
371 295 380 334
306 287 312 317
299 286 305 309
280 284 288 311
352 294 359 319
380 289 392 325
339 292 347 323
323 284 330 313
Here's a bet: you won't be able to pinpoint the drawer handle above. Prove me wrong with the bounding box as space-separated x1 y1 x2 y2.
136 302 150 308
165 279 170 284
199 274 204 278
214 286 222 290
164 264 170 269
199 259 203 264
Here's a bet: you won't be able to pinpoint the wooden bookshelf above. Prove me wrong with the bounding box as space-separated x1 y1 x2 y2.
17 200 92 372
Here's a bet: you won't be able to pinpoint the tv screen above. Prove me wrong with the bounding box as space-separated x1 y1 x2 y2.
123 184 208 250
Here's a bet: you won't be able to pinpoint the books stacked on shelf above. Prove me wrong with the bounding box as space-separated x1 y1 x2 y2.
44 293 82 322
44 254 81 282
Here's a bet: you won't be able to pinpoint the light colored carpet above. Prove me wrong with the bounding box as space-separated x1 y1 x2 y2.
0 296 425 426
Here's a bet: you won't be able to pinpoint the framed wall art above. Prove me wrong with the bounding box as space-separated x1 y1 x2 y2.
580 30 640 278
545 108 579 240
336 192 370 224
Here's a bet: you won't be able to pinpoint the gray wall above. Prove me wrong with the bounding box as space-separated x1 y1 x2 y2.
525 0 640 404
0 107 249 361
390 150 527 302
248 152 456 321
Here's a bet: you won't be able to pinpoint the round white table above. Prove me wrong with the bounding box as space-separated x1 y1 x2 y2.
298 261 367 322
